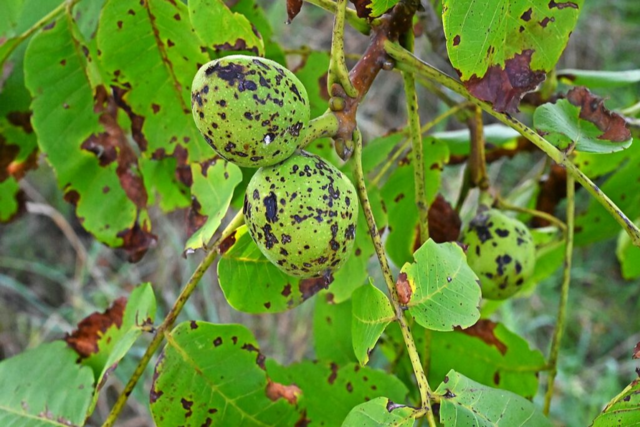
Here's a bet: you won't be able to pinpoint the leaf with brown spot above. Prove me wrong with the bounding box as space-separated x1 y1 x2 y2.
286 0 303 23
151 322 298 426
443 0 583 113
266 380 301 404
25 18 155 256
66 284 156 413
395 272 412 305
534 87 633 153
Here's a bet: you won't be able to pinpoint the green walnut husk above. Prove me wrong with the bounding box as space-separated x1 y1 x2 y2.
461 208 536 300
191 55 310 168
244 151 358 278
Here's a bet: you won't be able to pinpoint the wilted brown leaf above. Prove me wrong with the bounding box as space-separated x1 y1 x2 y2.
566 86 631 143
287 0 303 23
457 319 507 355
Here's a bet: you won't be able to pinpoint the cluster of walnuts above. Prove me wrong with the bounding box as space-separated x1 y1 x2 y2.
191 55 536 300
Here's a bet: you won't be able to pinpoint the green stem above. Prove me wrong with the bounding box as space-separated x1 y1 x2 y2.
543 172 575 415
303 0 370 35
401 33 429 243
102 212 245 427
328 0 358 98
353 130 437 427
299 110 340 149
384 41 640 248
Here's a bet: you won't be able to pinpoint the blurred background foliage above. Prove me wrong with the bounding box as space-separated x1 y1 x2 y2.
0 1 639 425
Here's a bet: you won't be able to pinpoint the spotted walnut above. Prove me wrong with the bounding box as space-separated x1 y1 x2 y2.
191 55 310 168
461 208 536 300
243 151 358 278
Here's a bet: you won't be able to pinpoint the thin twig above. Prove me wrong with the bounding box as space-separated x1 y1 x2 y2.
328 0 358 98
353 130 437 427
102 212 245 427
543 172 575 414
384 41 640 248
467 106 489 190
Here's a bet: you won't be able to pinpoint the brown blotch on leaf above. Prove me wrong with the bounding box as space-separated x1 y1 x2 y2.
219 230 238 254
7 111 33 133
464 49 546 114
453 35 461 46
395 272 412 305
299 271 334 300
116 220 157 263
286 0 303 23
242 343 266 369
112 87 149 152
65 297 126 359
150 351 165 403
566 86 632 143
266 379 301 404
633 341 640 359
457 319 507 355
520 8 533 21
548 0 579 9
328 362 339 384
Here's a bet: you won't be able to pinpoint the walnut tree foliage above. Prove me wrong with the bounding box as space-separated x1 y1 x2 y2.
0 0 639 426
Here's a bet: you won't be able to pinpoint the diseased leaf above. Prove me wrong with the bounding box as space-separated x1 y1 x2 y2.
218 226 332 313
534 100 632 153
592 377 640 426
342 397 416 427
139 156 191 212
184 158 242 253
0 178 22 222
189 0 264 56
429 320 546 399
266 360 409 427
368 0 401 18
399 239 481 331
97 0 212 163
616 222 640 280
314 294 356 365
0 341 94 426
24 17 155 260
151 321 298 427
557 69 640 89
351 282 395 365
65 284 156 413
443 0 583 113
435 370 552 426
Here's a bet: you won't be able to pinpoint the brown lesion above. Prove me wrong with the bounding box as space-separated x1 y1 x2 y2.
566 86 632 143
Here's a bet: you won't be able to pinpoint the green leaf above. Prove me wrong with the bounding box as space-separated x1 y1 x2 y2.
400 240 481 331
429 321 546 399
558 69 640 89
616 223 640 280
24 17 148 248
534 99 632 153
80 284 156 413
218 226 311 313
443 0 582 82
0 341 94 426
435 370 552 426
189 0 264 57
139 156 191 212
382 137 449 266
267 360 409 427
573 149 633 178
362 132 405 176
368 0 401 18
313 295 356 365
592 377 640 426
432 124 520 156
351 282 395 365
342 397 416 427
184 159 242 252
97 0 212 162
0 178 21 222
151 321 298 427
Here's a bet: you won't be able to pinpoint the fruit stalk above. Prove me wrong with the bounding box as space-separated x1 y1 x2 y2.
102 212 245 427
384 41 640 248
544 172 575 414
352 130 438 427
